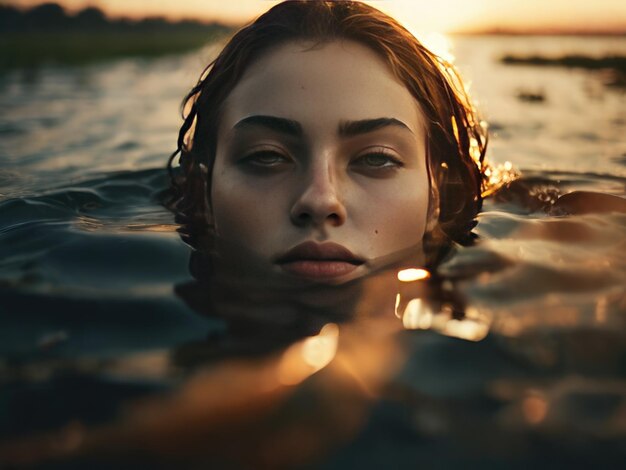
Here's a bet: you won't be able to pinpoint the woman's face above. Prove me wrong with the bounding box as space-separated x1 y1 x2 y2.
211 40 432 284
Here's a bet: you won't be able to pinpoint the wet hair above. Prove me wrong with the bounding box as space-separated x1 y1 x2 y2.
167 0 487 250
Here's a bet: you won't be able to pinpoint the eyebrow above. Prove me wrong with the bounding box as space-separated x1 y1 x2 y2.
232 115 412 137
233 115 303 136
338 117 413 137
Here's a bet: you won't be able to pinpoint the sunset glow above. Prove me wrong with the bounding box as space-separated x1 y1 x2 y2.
8 0 626 33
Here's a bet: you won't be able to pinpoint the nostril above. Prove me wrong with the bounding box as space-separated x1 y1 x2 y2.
294 211 311 225
291 208 343 227
326 212 342 226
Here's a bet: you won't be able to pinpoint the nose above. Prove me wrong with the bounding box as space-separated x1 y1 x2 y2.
290 162 347 228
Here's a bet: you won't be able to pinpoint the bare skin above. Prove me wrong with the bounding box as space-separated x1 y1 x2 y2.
211 40 433 285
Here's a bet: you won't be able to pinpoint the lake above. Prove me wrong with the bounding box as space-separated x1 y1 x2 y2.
0 35 625 468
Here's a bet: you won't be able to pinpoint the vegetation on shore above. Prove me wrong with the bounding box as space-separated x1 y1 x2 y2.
0 3 232 67
501 54 626 71
501 54 626 88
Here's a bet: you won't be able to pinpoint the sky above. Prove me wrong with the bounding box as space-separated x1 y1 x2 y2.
7 0 626 34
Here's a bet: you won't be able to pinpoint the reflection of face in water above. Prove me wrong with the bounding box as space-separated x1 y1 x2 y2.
210 40 433 285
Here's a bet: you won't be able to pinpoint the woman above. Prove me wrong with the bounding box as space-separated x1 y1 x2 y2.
168 0 488 285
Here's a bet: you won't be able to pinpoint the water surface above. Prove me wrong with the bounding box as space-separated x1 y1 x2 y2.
0 36 625 468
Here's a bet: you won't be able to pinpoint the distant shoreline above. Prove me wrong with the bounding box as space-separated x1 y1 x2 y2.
501 55 626 70
2 3 624 68
452 31 626 37
1 31 229 68
500 54 626 88
0 3 232 68
452 28 626 37
0 3 231 33
3 2 624 37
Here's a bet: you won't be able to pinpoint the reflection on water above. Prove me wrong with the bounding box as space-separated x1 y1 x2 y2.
396 266 492 341
401 298 491 342
0 36 625 468
278 323 339 386
397 267 430 282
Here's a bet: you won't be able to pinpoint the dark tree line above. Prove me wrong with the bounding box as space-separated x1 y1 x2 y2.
0 2 229 33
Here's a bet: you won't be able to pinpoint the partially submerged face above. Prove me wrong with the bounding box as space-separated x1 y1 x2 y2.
211 40 432 284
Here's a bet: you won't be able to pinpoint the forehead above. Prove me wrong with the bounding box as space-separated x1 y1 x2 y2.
220 40 425 135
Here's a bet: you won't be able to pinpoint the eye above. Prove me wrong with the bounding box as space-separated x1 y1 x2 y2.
352 149 404 171
240 150 291 168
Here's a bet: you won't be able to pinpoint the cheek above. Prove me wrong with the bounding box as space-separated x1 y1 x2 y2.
211 174 287 246
212 190 258 242
356 174 430 249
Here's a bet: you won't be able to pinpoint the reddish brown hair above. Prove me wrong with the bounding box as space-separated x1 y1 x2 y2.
168 0 487 249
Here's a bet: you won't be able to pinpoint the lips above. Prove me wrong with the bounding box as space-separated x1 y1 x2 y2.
276 241 364 280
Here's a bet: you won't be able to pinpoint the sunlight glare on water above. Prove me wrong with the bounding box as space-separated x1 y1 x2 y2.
397 268 430 282
277 323 340 386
